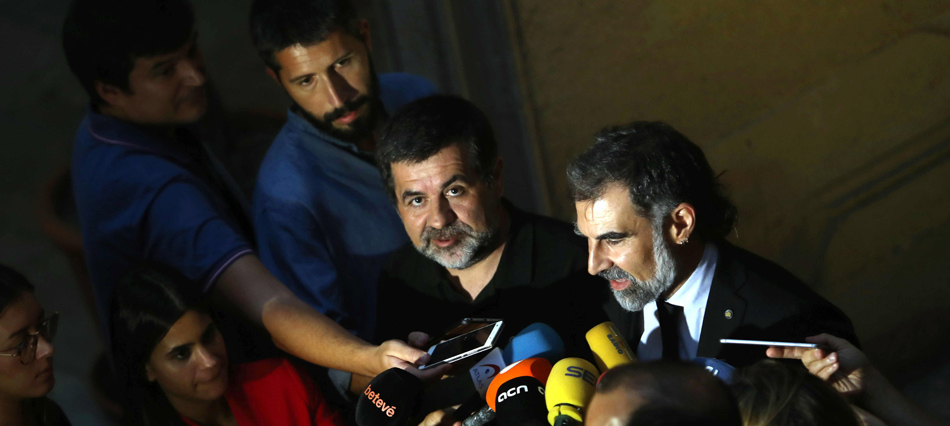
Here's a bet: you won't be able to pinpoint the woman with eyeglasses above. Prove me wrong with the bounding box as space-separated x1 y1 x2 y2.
110 263 344 426
0 264 69 426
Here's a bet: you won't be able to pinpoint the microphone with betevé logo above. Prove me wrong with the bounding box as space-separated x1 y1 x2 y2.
356 368 422 426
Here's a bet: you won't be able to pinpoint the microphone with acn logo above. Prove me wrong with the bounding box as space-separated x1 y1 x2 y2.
356 368 422 426
585 321 637 373
485 357 552 411
545 358 599 426
494 375 548 426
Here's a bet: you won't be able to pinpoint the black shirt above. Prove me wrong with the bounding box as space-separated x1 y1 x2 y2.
375 200 610 359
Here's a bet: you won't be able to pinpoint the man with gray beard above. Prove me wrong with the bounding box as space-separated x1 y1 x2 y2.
569 121 858 368
370 96 608 401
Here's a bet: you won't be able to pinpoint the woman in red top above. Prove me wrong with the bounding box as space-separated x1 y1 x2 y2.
110 264 344 426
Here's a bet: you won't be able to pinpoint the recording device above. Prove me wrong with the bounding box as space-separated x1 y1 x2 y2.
719 338 818 348
545 358 599 426
420 320 504 370
486 357 553 411
431 318 504 345
585 322 637 372
356 368 422 426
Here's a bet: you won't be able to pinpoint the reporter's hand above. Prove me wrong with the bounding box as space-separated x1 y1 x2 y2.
419 405 461 426
374 339 431 373
766 333 870 397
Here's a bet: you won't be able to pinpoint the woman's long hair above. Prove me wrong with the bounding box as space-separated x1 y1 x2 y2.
732 360 860 426
110 263 208 426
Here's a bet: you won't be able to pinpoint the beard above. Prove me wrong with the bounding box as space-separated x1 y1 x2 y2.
293 61 383 144
599 230 678 312
416 220 498 270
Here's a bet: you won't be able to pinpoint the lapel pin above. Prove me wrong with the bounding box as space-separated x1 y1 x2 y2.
724 309 734 319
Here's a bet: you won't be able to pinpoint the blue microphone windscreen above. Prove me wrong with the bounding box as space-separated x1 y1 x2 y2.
502 323 565 364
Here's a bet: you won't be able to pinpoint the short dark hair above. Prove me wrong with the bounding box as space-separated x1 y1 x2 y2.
62 0 196 105
378 95 499 203
732 360 860 426
0 264 35 314
596 361 742 426
110 263 208 426
249 0 361 73
567 121 738 240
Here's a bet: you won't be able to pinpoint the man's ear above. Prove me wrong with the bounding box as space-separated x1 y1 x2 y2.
95 80 125 107
266 67 281 86
358 19 372 52
668 203 696 245
491 157 504 196
145 363 156 383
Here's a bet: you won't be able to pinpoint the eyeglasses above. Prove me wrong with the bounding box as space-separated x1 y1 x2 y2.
0 312 59 365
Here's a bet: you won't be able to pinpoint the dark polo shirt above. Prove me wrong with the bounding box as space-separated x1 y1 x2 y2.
375 200 610 359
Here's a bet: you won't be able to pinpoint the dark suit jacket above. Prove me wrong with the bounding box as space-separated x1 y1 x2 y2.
605 241 858 368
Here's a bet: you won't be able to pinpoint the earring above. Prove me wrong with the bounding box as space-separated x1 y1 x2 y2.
679 237 689 245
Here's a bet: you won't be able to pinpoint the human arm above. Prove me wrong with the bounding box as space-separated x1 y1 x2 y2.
767 333 948 426
214 255 435 376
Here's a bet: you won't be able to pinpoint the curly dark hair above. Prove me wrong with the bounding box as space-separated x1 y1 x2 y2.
567 121 738 240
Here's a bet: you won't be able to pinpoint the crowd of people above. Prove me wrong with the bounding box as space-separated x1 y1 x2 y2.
0 0 946 425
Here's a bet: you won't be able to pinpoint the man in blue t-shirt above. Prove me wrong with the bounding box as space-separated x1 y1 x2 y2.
249 1 435 345
248 0 438 396
63 0 441 383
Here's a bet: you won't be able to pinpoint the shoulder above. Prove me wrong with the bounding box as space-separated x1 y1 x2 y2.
379 73 438 111
254 131 326 207
382 243 431 281
721 242 816 298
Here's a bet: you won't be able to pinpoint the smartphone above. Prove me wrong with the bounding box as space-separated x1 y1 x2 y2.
719 338 818 348
428 318 503 346
419 320 504 370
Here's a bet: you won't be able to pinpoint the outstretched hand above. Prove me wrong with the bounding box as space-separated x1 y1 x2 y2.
766 333 871 398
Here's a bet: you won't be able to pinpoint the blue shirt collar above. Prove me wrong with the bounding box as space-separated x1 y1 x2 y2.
86 106 196 164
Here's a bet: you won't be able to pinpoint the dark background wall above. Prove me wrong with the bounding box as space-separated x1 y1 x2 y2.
1 0 947 423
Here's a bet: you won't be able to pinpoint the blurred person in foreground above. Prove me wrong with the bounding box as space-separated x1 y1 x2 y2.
568 121 858 367
64 0 433 379
586 361 741 426
768 333 949 426
111 264 345 426
0 265 69 426
731 360 861 426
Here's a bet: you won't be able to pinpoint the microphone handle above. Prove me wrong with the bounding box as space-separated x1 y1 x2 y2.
553 414 580 426
462 405 496 426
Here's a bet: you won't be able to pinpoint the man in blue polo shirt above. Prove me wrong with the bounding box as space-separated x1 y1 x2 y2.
249 0 435 343
63 0 438 380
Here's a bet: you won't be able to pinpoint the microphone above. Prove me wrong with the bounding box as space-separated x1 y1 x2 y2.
502 323 565 364
545 358 599 426
459 324 566 426
485 357 552 411
494 376 548 426
356 368 422 426
585 322 636 372
690 357 737 384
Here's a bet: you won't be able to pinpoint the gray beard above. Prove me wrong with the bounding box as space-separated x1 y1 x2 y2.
416 221 497 270
599 231 678 312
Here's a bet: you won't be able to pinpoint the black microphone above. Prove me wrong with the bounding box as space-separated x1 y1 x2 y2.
356 368 423 426
494 376 548 426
